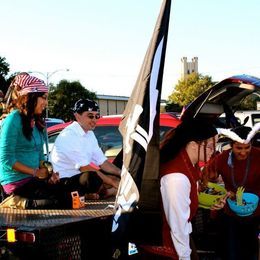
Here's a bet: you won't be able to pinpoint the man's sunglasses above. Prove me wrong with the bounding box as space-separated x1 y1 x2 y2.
87 114 100 120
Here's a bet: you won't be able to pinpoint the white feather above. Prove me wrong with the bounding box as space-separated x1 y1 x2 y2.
245 122 260 144
217 128 245 143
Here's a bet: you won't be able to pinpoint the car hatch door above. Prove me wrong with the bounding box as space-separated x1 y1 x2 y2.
181 74 260 126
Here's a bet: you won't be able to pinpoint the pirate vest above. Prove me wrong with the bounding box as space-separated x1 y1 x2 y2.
160 149 200 257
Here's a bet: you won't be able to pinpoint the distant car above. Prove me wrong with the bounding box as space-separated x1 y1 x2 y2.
230 110 260 127
219 110 260 128
45 118 64 128
47 113 181 161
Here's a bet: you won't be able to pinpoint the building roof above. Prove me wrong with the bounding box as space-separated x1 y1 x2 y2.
96 94 129 101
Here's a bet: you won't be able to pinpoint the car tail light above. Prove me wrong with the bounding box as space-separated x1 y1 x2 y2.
16 231 36 243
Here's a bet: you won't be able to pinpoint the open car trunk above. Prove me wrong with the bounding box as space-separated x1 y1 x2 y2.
181 74 260 127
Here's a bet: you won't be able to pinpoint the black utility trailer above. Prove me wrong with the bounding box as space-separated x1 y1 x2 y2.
0 200 114 259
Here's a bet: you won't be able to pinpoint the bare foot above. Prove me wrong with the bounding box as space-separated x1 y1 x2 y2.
102 187 117 198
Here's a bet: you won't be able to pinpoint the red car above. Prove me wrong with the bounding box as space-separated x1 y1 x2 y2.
47 112 180 161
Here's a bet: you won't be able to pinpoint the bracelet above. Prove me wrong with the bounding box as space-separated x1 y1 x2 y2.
33 168 39 178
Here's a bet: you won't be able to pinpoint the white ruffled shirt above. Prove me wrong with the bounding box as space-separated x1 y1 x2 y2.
160 173 193 260
50 121 107 178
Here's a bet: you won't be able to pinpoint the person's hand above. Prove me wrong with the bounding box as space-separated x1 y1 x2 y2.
48 172 60 184
40 160 53 174
210 192 231 210
35 168 49 180
198 179 208 192
228 191 236 200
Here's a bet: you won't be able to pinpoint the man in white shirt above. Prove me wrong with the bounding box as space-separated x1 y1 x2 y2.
50 99 121 202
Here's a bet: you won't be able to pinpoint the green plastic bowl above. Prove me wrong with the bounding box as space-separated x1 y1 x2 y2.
198 182 227 209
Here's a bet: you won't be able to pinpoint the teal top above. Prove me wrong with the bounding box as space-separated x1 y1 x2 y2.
0 110 45 185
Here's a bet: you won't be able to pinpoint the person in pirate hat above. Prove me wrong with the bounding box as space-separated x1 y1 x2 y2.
50 98 121 202
203 123 260 260
159 119 227 260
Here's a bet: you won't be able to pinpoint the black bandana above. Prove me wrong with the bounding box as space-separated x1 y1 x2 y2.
72 99 100 114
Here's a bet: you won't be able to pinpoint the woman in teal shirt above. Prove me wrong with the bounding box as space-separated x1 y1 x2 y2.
0 73 59 207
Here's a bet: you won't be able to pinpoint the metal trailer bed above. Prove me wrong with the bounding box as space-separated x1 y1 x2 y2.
0 200 115 259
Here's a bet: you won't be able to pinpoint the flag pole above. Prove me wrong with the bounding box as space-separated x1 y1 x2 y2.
111 1 172 258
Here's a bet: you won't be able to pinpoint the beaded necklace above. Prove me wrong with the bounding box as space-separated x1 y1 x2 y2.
228 151 251 189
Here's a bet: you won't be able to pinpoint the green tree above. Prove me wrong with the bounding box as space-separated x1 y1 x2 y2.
0 57 9 77
48 80 96 122
0 56 10 94
168 73 215 107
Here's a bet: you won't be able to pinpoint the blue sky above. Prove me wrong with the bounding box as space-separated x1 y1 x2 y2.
1 0 260 99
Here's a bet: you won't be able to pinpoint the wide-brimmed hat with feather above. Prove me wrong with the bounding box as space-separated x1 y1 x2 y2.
217 123 260 144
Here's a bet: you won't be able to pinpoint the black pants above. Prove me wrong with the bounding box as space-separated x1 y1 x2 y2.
13 178 62 209
216 212 259 260
13 172 103 209
59 171 103 196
